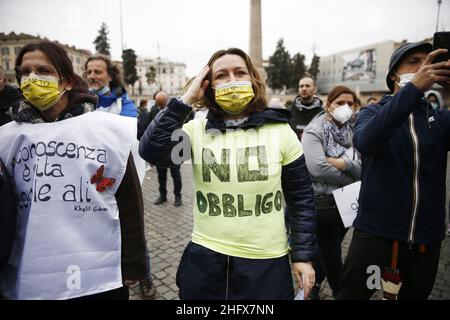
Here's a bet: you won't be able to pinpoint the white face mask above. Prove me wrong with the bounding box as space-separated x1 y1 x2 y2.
430 102 439 110
395 72 415 88
331 104 353 124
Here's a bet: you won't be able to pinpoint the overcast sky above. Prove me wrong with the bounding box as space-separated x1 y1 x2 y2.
0 0 448 76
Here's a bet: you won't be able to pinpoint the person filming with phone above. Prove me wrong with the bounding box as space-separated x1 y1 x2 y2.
337 40 450 300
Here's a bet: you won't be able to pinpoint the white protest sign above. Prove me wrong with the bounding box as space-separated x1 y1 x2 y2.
332 181 361 228
0 112 135 299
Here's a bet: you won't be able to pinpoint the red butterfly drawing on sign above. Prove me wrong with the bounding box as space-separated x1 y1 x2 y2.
90 165 116 192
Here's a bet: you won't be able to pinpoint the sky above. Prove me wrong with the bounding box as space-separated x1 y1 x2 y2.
0 0 448 77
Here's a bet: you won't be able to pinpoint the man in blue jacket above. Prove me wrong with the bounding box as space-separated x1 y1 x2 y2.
85 54 137 118
337 42 450 300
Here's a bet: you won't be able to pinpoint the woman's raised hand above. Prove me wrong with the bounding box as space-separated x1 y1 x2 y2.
181 66 210 105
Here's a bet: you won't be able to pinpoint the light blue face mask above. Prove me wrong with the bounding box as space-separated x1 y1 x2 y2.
89 85 110 96
430 102 439 110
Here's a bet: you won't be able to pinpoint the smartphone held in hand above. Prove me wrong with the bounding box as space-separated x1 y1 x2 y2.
433 32 450 63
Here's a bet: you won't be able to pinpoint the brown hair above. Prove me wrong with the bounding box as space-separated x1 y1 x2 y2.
326 85 357 110
85 54 124 89
203 48 267 116
139 99 148 108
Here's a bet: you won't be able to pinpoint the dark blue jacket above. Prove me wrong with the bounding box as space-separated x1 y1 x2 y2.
137 108 150 141
139 98 317 262
353 83 450 244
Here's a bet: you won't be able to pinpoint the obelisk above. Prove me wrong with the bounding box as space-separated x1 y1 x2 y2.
249 0 263 68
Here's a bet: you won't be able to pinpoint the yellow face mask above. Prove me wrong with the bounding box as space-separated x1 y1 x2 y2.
214 81 255 115
20 73 66 111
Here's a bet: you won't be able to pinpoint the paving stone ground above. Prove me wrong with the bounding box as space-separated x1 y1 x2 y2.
129 162 450 300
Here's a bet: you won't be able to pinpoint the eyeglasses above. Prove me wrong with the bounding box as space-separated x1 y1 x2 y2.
15 65 58 78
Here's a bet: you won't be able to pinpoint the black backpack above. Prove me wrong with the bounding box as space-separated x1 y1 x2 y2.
0 158 17 272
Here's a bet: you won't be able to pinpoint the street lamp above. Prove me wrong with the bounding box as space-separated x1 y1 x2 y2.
436 0 442 32
157 42 162 91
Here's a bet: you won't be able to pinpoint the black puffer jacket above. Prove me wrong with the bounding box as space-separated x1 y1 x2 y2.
139 98 317 262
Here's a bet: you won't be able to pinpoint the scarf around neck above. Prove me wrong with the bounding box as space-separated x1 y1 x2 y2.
322 116 352 158
8 100 94 124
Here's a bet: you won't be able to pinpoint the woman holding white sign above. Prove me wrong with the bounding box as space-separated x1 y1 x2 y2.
0 41 146 300
302 85 361 298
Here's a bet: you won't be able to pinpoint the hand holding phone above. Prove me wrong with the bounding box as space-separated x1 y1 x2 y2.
411 49 450 92
433 32 450 63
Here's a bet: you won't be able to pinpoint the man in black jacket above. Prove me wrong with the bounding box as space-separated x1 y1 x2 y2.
288 77 323 140
151 91 184 207
337 42 450 300
0 71 20 126
137 99 150 140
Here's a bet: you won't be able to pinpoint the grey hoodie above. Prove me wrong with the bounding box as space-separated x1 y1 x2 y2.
425 90 444 110
301 112 361 195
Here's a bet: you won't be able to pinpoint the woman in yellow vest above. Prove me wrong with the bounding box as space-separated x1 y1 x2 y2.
139 48 317 299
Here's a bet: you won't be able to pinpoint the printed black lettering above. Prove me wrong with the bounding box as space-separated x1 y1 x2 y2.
237 146 269 182
77 145 86 159
21 146 30 162
22 163 31 182
202 148 230 182
222 193 236 217
56 142 66 157
66 143 76 158
255 194 262 217
35 142 46 157
97 149 107 163
197 191 208 214
46 141 57 156
238 194 252 217
85 147 96 160
274 191 282 211
262 193 274 214
207 192 221 216
63 184 76 202
37 184 51 202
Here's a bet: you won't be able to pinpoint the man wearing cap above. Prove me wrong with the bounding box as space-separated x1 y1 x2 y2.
337 42 450 300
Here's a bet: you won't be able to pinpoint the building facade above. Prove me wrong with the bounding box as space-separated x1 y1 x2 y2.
317 40 397 96
316 38 433 98
133 57 187 97
0 32 91 84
